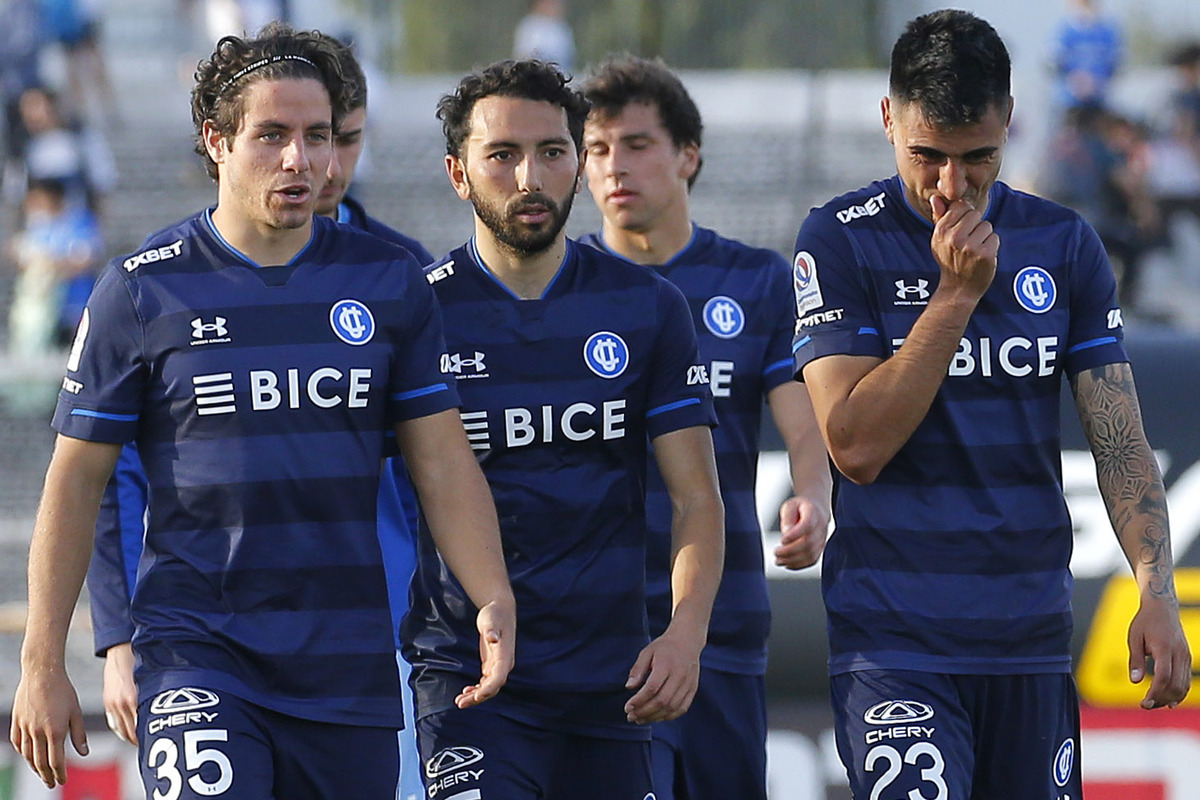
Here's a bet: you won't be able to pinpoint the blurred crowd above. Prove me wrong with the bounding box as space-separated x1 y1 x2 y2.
1038 0 1200 325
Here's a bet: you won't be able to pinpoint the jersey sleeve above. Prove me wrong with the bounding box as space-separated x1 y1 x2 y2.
761 250 799 394
52 264 147 443
87 442 147 655
386 258 461 424
790 209 888 380
1063 217 1129 375
645 277 716 440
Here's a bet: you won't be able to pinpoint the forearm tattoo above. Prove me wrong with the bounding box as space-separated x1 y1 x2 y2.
1072 363 1177 600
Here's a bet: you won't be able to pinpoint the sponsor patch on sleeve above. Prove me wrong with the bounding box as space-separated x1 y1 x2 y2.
793 251 824 316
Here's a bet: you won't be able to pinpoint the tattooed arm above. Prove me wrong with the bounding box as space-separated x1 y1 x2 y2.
1071 363 1191 709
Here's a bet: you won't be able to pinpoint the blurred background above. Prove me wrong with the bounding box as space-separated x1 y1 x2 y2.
1 1 1199 798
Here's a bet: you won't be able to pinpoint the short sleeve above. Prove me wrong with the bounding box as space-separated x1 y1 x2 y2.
52 265 147 443
386 258 461 423
791 210 888 380
646 277 716 440
761 251 799 393
1064 217 1129 375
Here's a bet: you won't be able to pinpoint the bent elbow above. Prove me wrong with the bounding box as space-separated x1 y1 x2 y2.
828 446 885 485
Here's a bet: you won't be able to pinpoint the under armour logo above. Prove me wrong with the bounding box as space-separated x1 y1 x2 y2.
442 351 487 374
894 279 930 301
191 316 228 339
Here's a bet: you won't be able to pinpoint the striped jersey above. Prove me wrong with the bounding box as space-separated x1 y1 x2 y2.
580 226 794 675
403 238 715 738
791 176 1127 676
58 210 457 727
87 202 435 658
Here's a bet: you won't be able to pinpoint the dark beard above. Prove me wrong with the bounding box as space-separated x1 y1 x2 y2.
470 186 575 256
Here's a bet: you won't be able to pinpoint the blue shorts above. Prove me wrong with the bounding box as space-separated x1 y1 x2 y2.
417 703 654 800
138 686 400 800
651 667 766 800
830 670 1083 800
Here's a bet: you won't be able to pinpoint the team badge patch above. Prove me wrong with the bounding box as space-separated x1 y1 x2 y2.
330 299 375 345
1053 738 1075 787
703 296 745 339
584 331 629 379
793 251 824 316
1014 266 1056 314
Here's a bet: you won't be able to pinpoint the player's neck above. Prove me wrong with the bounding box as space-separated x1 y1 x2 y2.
210 206 313 267
474 226 568 300
601 213 692 266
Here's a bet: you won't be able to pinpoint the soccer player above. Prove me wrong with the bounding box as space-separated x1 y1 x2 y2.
403 58 724 800
578 55 831 800
84 31 437 800
792 10 1190 799
9 25 515 798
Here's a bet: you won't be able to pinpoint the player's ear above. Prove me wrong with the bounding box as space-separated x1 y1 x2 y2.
881 97 895 143
202 119 228 164
445 153 471 200
679 141 700 184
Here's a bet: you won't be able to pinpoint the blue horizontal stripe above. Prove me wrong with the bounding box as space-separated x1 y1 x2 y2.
858 326 879 336
792 336 811 353
70 409 138 422
393 383 449 402
647 397 701 418
763 357 792 376
1067 336 1117 354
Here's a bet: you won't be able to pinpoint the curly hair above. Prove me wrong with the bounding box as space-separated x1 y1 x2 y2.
581 54 704 188
190 22 350 180
437 59 590 159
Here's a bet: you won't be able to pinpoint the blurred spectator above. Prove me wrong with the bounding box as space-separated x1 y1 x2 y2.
514 0 574 74
6 177 101 354
18 85 116 215
1051 0 1122 112
1042 105 1161 310
38 0 116 125
1155 42 1200 213
0 0 44 198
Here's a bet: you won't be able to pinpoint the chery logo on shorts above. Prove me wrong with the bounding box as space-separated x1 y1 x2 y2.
148 687 220 715
426 745 485 778
863 699 935 725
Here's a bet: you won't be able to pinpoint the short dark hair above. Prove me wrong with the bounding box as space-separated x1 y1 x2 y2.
323 33 367 113
438 59 590 158
582 54 704 187
889 10 1011 126
191 22 350 180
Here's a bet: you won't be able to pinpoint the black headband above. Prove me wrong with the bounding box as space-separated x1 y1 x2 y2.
220 54 318 94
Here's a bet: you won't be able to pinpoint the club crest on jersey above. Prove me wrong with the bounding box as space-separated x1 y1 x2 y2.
793 251 824 316
329 299 375 345
863 700 934 725
584 331 629 379
703 295 745 338
1014 266 1056 314
1053 738 1075 787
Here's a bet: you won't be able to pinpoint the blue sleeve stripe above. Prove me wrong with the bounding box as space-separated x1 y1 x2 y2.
763 357 793 376
792 336 811 354
647 397 702 418
393 383 450 401
858 326 879 336
70 409 139 422
1067 336 1118 354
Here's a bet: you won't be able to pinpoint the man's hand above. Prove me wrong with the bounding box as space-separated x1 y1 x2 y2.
1128 591 1192 709
455 599 516 709
775 495 830 570
102 643 138 745
929 196 998 301
623 630 703 724
10 666 88 789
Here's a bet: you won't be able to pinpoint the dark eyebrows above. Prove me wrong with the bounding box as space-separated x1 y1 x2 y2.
910 144 998 160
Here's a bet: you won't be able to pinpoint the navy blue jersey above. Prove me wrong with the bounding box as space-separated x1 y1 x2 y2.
581 227 792 675
791 176 1127 676
404 239 714 738
338 196 436 267
58 210 458 727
